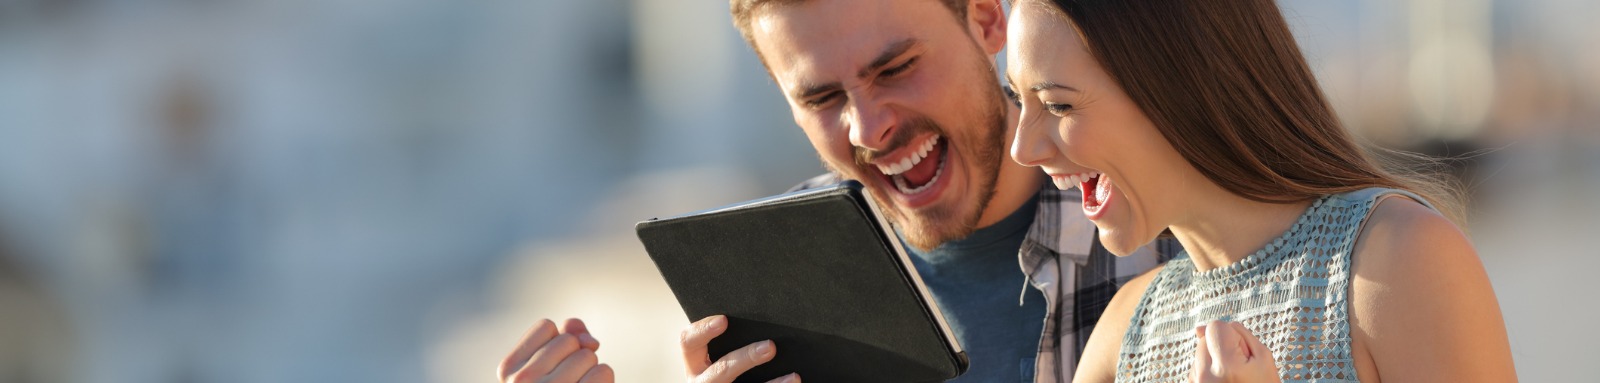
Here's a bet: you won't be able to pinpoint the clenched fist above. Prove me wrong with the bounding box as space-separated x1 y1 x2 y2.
499 318 615 383
1189 320 1281 383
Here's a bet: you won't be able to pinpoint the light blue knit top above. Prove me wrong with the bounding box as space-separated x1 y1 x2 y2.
1114 188 1435 383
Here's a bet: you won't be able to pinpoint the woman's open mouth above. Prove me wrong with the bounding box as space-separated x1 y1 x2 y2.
1080 172 1113 220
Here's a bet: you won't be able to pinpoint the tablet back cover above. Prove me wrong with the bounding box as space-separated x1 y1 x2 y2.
635 181 966 382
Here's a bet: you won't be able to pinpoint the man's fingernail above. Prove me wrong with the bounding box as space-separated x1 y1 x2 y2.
580 333 598 345
782 373 800 383
709 315 726 330
755 340 774 358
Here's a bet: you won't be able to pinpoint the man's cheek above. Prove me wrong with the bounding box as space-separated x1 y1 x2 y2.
820 142 856 169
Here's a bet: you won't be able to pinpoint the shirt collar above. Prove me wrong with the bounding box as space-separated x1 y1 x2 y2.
1020 184 1098 268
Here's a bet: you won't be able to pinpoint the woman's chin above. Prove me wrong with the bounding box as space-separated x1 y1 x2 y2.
1095 228 1147 257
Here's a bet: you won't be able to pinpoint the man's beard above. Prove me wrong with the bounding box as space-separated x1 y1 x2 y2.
826 78 1009 251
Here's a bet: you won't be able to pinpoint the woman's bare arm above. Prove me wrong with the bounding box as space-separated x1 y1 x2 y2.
1349 197 1516 382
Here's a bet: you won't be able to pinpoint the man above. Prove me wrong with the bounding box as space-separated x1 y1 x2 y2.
496 0 1174 382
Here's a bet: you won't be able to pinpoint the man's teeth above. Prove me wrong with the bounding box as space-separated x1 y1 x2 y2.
893 150 945 194
876 135 940 176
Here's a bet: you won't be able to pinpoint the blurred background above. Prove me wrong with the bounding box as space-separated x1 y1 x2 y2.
0 0 1592 381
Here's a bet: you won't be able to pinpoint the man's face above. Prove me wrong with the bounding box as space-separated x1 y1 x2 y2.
750 0 1010 250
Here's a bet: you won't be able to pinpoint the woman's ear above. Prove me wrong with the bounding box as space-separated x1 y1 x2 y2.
967 0 1007 56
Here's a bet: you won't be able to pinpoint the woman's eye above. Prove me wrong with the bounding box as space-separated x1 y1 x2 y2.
1045 102 1073 115
1003 86 1022 108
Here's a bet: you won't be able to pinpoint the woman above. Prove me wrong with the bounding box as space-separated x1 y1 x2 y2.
1000 0 1516 382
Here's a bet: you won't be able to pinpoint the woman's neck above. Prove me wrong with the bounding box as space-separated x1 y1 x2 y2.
1168 187 1313 272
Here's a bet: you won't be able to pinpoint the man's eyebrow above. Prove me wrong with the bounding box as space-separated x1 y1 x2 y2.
857 38 919 79
795 81 842 101
792 38 918 101
1031 81 1079 92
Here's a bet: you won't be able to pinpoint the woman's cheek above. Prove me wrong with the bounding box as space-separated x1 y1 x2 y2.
1054 121 1078 158
1060 121 1097 164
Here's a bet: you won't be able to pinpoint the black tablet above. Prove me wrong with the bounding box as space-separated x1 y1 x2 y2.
636 180 967 382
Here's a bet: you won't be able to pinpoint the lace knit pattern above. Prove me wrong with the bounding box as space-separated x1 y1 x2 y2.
1114 188 1429 383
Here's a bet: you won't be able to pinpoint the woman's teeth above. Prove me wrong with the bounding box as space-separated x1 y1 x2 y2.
1093 174 1111 204
1062 172 1101 190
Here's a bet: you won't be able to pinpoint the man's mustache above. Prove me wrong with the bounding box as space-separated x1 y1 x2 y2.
853 117 941 167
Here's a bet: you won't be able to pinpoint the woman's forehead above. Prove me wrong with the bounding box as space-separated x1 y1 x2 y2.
1005 4 1092 82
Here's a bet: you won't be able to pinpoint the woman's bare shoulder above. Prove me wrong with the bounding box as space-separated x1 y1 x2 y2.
1347 196 1516 382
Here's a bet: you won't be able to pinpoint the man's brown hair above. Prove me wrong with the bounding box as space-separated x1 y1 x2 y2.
730 0 971 68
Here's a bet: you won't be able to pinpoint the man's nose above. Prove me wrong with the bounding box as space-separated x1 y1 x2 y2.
846 98 897 152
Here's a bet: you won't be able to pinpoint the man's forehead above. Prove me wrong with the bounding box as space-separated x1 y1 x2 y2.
750 0 948 88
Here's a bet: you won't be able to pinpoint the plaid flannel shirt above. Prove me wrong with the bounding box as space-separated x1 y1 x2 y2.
791 173 1178 383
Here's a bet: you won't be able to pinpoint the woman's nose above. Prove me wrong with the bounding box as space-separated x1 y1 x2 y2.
1010 117 1053 167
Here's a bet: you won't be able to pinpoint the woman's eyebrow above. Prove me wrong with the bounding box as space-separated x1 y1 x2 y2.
1031 81 1079 93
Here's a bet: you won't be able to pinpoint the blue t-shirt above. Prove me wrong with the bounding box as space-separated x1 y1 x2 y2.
903 196 1045 382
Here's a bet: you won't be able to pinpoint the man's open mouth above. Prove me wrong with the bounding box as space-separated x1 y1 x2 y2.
875 135 946 195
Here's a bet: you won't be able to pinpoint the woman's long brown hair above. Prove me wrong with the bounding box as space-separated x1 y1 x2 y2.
1032 0 1465 223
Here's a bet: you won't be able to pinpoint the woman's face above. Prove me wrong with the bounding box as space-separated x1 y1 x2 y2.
1004 2 1204 255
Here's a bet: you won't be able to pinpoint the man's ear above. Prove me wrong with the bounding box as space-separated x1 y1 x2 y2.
966 0 1007 56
